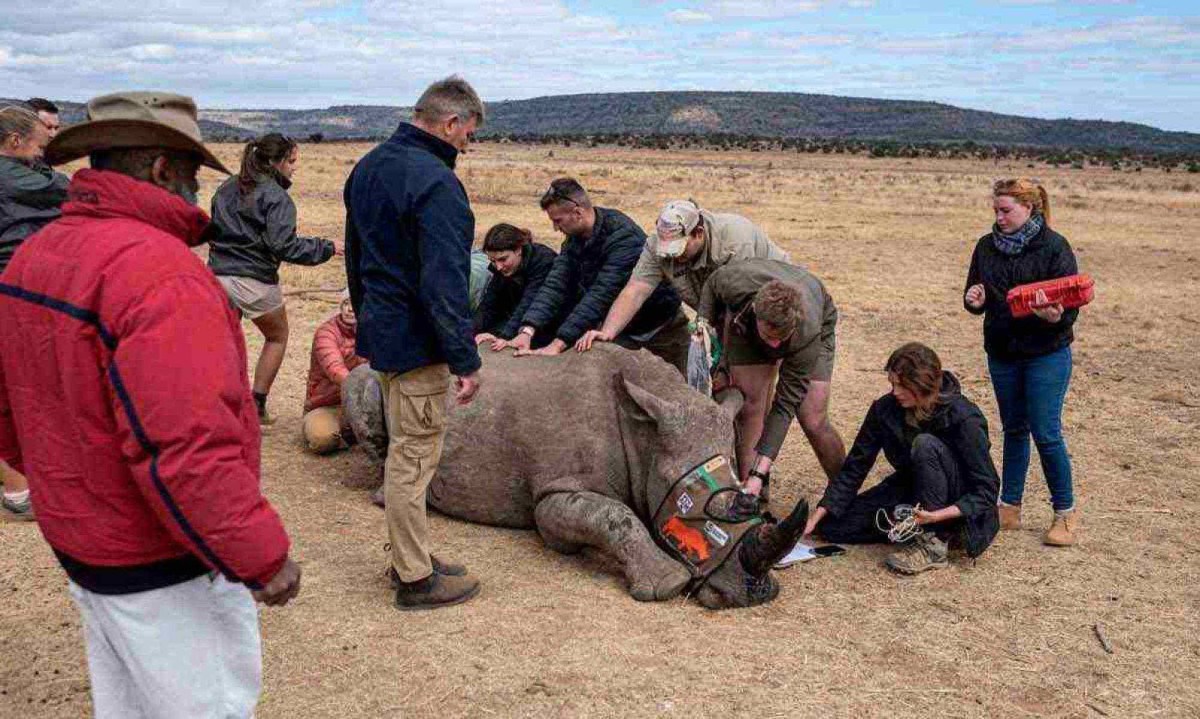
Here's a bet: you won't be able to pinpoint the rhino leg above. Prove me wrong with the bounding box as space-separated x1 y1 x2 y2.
534 491 691 602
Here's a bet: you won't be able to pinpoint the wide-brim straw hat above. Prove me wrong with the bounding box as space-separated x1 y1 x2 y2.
45 91 230 173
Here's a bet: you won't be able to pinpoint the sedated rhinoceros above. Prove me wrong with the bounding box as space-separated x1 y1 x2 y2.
343 344 808 609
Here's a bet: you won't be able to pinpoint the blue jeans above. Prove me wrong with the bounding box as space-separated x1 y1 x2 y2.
987 346 1074 512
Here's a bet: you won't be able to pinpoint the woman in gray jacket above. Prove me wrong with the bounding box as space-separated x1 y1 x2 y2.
209 133 338 424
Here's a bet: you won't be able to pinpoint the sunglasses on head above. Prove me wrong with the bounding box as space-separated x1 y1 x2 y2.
541 181 579 208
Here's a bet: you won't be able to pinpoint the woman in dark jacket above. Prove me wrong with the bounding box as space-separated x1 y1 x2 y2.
964 179 1080 546
803 343 1000 574
473 223 558 350
208 134 338 424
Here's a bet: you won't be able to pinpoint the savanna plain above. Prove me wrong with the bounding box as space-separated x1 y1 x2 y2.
2 142 1198 718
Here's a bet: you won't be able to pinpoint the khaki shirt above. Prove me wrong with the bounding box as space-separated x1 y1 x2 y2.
697 259 838 460
631 210 789 308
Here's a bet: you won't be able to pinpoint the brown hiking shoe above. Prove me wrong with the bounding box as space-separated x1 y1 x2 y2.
885 533 948 575
394 571 480 611
998 503 1022 531
388 556 467 589
1043 510 1079 546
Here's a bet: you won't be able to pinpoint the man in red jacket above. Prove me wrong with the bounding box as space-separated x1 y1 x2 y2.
0 91 300 718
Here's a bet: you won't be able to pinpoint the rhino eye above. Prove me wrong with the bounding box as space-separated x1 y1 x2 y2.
745 573 773 603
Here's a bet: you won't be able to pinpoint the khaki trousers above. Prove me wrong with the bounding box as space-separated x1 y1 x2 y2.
378 364 451 582
302 406 345 455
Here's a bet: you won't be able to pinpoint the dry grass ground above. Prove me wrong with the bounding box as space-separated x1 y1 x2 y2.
2 142 1198 718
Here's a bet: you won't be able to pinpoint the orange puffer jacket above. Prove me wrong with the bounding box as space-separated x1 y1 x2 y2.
305 314 365 412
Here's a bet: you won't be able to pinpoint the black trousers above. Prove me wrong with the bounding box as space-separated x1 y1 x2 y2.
819 434 964 544
614 310 690 376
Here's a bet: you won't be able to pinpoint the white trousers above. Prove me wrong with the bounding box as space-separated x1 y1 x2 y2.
68 573 262 719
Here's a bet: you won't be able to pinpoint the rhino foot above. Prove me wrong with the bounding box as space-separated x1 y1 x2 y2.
628 561 690 602
535 490 691 603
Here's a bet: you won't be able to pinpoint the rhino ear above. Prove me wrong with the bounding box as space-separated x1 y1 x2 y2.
617 376 678 426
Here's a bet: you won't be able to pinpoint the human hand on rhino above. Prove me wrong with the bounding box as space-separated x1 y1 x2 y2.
513 338 567 357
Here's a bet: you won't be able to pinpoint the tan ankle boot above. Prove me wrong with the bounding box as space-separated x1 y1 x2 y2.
998 503 1022 531
1043 510 1079 546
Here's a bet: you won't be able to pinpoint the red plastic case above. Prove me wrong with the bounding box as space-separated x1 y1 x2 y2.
1006 273 1095 318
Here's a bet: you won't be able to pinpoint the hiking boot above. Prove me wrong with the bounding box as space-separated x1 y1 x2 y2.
998 503 1022 531
1043 510 1079 546
257 407 277 426
885 533 948 575
394 571 480 611
1 494 34 521
388 556 467 589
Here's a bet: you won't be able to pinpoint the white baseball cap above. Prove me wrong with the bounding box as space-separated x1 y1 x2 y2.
652 200 701 258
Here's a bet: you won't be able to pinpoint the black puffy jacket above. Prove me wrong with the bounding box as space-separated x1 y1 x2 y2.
474 242 558 339
521 207 681 345
208 173 334 285
819 372 1000 558
963 225 1079 361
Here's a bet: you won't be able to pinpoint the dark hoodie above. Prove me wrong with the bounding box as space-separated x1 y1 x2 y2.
818 372 1000 557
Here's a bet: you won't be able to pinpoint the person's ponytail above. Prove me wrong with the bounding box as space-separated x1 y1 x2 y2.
237 133 296 196
1037 184 1051 226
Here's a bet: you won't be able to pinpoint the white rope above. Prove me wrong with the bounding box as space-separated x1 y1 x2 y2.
875 503 923 544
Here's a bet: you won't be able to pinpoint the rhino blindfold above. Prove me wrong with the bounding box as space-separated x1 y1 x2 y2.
652 455 763 587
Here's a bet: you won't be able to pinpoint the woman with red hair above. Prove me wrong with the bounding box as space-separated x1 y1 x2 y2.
964 179 1081 546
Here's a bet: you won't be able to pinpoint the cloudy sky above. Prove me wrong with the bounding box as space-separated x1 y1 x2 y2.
3 1 1198 131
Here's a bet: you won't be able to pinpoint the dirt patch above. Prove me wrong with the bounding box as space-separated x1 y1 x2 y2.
2 144 1198 718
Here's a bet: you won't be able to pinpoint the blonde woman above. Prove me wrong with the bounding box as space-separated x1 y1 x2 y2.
964 179 1081 545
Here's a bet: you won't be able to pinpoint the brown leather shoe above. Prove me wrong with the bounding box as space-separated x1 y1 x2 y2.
388 556 466 589
998 503 1022 531
394 572 480 611
1043 510 1079 546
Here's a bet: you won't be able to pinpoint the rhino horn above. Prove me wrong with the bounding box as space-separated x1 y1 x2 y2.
739 499 810 578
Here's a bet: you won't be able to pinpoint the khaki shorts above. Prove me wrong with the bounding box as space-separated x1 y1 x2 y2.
216 276 284 320
724 310 836 382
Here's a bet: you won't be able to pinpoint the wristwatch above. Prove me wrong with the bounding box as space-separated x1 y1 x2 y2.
519 326 535 337
748 468 770 482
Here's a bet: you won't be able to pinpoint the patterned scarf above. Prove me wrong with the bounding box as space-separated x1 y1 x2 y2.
991 212 1044 256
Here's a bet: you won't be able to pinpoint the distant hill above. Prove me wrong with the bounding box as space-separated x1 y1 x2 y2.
1 98 252 142
8 92 1199 154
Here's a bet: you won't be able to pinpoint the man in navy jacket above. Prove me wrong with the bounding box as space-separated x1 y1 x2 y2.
344 76 483 610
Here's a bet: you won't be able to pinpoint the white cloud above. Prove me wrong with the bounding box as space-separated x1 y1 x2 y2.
668 9 713 25
0 1 1195 131
704 0 825 18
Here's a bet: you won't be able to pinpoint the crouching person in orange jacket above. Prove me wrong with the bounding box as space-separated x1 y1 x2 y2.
303 289 367 454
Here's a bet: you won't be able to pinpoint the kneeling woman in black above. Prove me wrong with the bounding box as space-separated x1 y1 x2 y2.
473 223 558 350
802 342 1000 574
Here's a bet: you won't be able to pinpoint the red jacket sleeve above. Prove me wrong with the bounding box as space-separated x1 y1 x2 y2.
313 319 351 385
0 356 24 475
108 273 290 588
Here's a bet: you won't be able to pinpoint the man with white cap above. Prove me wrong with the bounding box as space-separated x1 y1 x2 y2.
0 91 299 717
576 201 793 481
577 199 788 347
